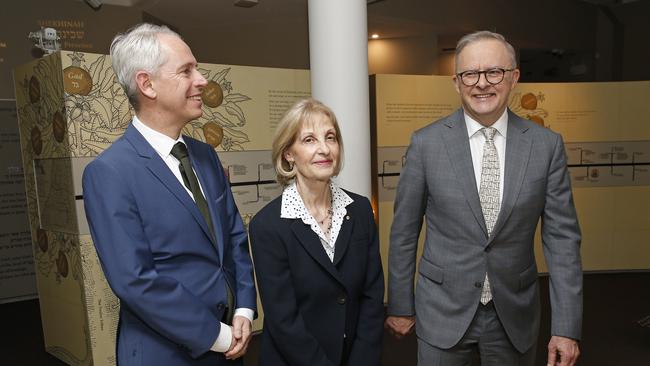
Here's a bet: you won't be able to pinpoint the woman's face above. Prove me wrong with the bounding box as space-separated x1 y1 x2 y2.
284 113 340 185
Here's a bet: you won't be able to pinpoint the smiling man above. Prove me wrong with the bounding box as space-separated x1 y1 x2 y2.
385 31 582 366
82 23 256 366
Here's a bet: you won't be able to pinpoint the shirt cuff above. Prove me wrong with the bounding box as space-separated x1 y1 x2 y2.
234 308 254 322
210 322 232 353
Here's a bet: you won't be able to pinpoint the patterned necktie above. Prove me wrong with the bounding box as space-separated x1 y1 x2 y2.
479 127 500 305
170 142 234 323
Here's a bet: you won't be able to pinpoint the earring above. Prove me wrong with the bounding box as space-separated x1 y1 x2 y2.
288 161 294 170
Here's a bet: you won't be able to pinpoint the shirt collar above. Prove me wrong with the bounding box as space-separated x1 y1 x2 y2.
281 180 353 220
132 115 186 158
464 108 508 140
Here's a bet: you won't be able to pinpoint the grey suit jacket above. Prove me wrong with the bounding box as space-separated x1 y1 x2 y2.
387 108 582 353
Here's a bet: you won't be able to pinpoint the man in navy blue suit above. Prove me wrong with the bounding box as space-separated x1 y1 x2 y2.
83 23 256 365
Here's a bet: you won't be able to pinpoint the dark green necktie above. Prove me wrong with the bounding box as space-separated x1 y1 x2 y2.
171 142 215 237
170 141 234 324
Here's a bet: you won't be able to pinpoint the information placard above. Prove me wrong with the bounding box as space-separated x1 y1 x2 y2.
0 99 36 303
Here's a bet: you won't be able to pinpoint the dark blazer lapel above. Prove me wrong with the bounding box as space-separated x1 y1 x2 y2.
488 111 532 244
441 110 488 235
186 141 223 257
290 220 345 285
332 212 354 266
124 125 215 245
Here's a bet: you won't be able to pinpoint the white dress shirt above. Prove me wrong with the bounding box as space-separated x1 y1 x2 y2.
464 110 508 208
132 116 253 352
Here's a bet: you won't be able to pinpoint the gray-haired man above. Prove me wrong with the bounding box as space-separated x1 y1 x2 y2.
385 30 582 366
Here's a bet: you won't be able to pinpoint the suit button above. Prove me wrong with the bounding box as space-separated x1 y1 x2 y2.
337 295 346 305
217 303 225 310
474 281 483 288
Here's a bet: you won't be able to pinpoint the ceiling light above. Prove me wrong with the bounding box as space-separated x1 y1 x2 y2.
234 0 258 7
371 34 379 39
84 0 102 9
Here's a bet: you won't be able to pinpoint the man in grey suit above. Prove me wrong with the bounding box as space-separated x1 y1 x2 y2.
385 31 582 366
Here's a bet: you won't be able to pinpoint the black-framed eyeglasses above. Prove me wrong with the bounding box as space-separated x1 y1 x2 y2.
456 68 516 86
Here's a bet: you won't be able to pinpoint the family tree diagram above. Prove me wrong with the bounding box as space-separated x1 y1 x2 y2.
566 141 650 187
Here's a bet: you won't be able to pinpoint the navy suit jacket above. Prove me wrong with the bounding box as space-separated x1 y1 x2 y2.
82 124 256 366
249 191 384 366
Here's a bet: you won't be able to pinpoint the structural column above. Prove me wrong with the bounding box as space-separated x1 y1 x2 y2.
308 0 371 198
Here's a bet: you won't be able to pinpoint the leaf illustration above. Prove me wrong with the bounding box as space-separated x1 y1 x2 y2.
224 102 245 124
213 111 237 127
88 55 106 83
223 126 250 144
83 139 113 154
192 128 204 141
99 63 117 94
227 142 244 151
214 68 231 84
198 67 211 78
224 93 251 104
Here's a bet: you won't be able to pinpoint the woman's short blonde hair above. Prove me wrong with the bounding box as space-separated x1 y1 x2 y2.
272 98 344 186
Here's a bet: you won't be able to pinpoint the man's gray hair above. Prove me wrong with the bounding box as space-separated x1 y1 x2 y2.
455 31 517 72
110 23 180 109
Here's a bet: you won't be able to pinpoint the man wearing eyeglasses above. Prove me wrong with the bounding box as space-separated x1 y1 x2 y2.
386 31 582 366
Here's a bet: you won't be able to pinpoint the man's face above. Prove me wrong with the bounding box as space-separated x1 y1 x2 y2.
453 39 519 126
150 34 207 126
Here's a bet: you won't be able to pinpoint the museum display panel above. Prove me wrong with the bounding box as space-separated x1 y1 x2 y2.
14 50 309 366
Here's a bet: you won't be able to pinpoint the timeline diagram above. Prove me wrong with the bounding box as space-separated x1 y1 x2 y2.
376 141 650 200
218 150 282 227
377 146 408 202
565 141 650 187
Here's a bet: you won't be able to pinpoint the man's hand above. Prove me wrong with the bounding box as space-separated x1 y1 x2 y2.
547 335 580 366
224 316 252 360
385 315 416 339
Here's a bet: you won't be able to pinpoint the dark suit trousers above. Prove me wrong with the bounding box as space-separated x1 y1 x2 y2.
417 302 536 366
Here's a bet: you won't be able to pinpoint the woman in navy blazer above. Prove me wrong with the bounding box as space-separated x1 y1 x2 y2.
249 99 384 366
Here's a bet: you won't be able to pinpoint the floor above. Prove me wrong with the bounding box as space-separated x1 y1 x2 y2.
2 272 649 365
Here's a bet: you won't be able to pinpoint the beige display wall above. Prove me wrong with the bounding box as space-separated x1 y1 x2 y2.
14 51 309 366
372 74 650 284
